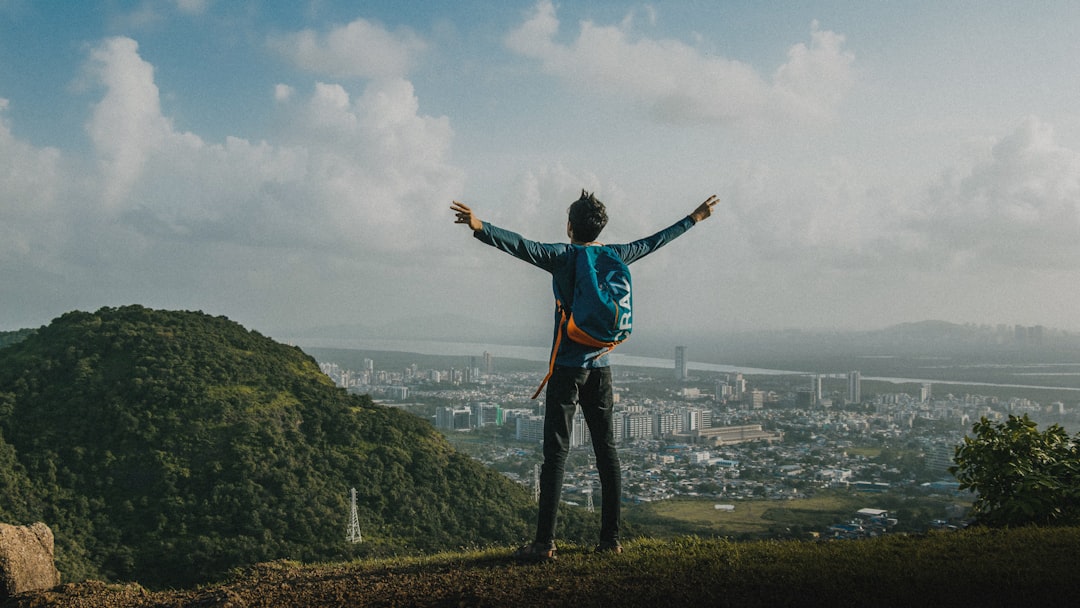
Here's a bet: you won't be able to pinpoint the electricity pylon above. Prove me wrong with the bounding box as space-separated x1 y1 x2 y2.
346 487 363 543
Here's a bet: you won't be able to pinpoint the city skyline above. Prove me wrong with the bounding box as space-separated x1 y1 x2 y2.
3 2 1080 336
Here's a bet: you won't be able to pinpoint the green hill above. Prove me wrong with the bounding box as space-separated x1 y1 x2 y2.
11 528 1080 607
0 306 581 589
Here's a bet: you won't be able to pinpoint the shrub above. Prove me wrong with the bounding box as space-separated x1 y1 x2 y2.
950 414 1080 526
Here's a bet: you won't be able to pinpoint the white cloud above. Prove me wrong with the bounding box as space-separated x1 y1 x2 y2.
74 36 460 254
505 1 854 125
1 34 464 328
0 99 66 262
710 115 1080 290
85 37 191 208
268 18 427 79
274 83 294 102
908 116 1080 270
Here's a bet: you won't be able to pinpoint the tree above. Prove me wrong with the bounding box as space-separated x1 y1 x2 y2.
950 414 1080 526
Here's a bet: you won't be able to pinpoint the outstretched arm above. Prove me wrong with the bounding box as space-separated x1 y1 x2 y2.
451 201 483 231
611 195 721 264
689 195 719 223
450 200 563 271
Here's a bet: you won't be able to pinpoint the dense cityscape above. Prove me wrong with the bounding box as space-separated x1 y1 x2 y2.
315 344 1080 534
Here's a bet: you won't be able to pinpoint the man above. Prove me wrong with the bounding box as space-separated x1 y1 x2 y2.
451 190 717 560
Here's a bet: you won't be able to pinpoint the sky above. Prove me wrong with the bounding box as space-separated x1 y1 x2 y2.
2 1 1080 345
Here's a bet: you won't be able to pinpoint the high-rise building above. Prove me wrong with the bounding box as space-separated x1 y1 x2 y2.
847 370 861 404
623 413 654 441
515 415 544 442
435 406 473 430
732 373 745 400
682 407 710 431
675 346 688 381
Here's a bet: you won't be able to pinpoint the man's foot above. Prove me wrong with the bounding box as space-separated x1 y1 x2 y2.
513 541 557 562
594 540 623 554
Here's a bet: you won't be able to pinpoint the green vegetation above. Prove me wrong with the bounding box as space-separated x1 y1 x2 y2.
951 414 1080 526
0 306 595 589
0 328 35 349
625 490 965 539
16 527 1080 607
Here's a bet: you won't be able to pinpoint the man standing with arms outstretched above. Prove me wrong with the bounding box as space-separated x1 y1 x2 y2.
451 191 717 560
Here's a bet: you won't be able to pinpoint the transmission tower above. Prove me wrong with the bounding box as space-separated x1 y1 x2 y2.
533 464 541 503
586 487 595 513
346 487 363 543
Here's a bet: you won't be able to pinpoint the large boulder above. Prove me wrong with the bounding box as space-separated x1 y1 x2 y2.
0 522 61 599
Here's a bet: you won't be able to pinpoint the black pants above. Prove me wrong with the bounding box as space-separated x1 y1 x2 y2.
535 365 621 545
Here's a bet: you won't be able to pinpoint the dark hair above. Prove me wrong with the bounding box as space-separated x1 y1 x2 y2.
567 189 608 242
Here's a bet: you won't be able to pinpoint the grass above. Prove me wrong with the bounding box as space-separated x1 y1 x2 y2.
624 491 969 539
637 494 864 535
23 527 1080 607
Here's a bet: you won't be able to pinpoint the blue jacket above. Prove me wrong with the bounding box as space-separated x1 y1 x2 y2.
474 215 696 368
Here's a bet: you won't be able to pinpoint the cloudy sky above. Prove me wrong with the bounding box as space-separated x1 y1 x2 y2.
2 1 1080 344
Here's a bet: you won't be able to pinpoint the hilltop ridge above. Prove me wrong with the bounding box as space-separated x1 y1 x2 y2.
0 306 590 589
9 527 1080 607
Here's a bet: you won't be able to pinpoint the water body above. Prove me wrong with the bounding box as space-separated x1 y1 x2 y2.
295 338 1080 392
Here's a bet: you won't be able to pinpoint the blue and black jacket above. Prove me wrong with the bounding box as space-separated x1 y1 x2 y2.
474 215 696 369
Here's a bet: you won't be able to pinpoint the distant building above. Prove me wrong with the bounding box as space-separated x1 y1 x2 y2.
470 402 501 427
435 406 472 431
847 370 861 404
654 412 682 438
924 443 955 475
731 373 746 400
683 407 706 432
694 424 781 446
570 410 588 448
516 415 544 442
622 412 654 441
675 346 688 381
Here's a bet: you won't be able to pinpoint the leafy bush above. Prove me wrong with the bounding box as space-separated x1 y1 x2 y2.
950 414 1080 526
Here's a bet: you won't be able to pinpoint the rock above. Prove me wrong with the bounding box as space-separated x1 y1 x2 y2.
0 522 62 599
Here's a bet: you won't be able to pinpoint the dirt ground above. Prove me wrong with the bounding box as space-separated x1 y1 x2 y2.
4 559 569 608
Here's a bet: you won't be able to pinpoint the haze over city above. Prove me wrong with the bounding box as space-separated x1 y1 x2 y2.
2 1 1080 342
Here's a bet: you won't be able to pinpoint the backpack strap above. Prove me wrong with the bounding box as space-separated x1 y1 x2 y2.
530 302 618 400
532 304 567 399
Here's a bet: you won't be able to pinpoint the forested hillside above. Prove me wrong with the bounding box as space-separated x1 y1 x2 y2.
0 306 569 589
0 328 35 349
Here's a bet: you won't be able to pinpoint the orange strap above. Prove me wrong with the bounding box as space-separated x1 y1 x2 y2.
532 307 566 399
531 303 618 399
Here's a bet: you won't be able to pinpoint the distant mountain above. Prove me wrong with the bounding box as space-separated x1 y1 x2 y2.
0 306 576 589
288 313 546 346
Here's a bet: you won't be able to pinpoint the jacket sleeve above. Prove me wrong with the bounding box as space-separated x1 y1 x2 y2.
609 216 696 264
473 222 565 272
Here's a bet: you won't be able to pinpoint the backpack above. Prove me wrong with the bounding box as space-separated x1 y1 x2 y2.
532 244 632 399
563 244 633 347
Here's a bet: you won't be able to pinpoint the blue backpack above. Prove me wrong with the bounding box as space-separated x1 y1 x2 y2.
563 244 633 347
533 244 632 398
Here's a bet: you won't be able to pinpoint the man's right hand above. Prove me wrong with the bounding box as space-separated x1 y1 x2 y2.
690 195 719 224
451 201 483 231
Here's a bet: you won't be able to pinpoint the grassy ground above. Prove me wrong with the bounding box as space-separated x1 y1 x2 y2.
624 491 969 540
13 527 1080 607
635 494 866 536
